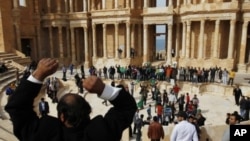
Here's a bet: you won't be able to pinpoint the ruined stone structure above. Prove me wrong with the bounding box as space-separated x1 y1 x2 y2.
0 0 250 72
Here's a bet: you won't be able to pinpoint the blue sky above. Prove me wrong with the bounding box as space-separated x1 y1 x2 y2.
156 0 167 39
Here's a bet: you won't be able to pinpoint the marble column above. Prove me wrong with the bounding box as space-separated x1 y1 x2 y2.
64 0 68 13
56 0 61 13
182 22 186 58
103 24 107 58
213 20 220 58
66 26 70 57
168 0 173 6
239 21 249 64
84 27 89 66
131 23 135 53
144 0 148 8
228 20 236 59
69 0 73 12
167 23 173 64
126 22 131 58
70 27 76 61
49 27 54 57
198 20 205 59
13 0 19 8
115 23 119 58
102 0 106 9
88 0 91 11
83 0 87 11
143 24 148 63
58 26 63 58
126 0 129 8
115 0 118 9
92 24 97 58
36 26 41 58
91 0 95 10
177 0 180 6
138 24 142 57
131 0 134 9
47 0 51 13
175 23 180 58
185 21 191 58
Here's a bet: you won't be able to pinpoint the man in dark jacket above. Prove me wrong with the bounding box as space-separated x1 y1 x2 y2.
39 98 50 117
5 58 137 141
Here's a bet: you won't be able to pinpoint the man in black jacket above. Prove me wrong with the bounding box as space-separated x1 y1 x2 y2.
5 58 137 141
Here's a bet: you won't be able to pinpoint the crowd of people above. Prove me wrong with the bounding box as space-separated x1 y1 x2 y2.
3 58 248 141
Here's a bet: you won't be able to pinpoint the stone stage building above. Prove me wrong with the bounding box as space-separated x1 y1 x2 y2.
0 0 250 72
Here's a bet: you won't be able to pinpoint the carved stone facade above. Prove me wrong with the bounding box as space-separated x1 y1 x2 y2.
0 0 250 72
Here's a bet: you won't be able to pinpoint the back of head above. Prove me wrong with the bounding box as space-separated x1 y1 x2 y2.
57 94 92 127
153 116 158 122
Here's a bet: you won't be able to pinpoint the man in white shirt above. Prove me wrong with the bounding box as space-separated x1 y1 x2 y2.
170 111 198 141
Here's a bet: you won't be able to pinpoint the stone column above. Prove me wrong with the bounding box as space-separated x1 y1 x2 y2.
185 21 191 58
228 20 236 59
13 0 19 8
84 27 89 66
175 23 180 58
131 0 134 9
70 27 76 62
66 26 70 57
88 0 91 11
64 0 68 13
167 23 173 64
144 0 148 8
138 24 142 56
34 0 39 13
47 0 51 13
239 21 249 64
126 22 131 58
131 23 135 52
115 0 118 9
91 0 95 10
115 23 119 58
102 0 106 9
168 0 173 6
57 0 61 13
69 0 73 12
49 27 54 57
35 26 41 58
182 22 186 58
13 23 21 52
187 0 191 4
58 26 64 58
213 20 220 58
103 24 107 58
143 24 148 63
198 20 205 59
92 24 97 58
177 0 180 6
126 0 129 8
83 0 87 11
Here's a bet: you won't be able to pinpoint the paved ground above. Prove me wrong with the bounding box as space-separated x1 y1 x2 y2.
0 69 250 141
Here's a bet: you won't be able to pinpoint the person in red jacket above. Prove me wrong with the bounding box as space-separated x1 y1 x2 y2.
147 116 165 141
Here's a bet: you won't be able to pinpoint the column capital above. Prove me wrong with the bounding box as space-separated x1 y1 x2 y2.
243 21 249 27
143 24 148 29
230 19 236 24
186 20 191 26
92 23 96 28
102 23 106 28
215 20 220 25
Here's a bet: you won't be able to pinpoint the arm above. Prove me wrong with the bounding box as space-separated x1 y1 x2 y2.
83 76 137 140
5 58 58 140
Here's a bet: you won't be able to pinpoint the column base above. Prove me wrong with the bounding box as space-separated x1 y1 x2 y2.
84 61 90 68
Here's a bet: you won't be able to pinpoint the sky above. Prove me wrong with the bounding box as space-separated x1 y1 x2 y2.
156 0 167 39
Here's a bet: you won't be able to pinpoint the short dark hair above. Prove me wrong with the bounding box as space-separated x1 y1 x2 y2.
57 94 92 127
153 116 158 122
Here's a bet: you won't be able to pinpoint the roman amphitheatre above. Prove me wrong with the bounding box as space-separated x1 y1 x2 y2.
1 0 250 141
